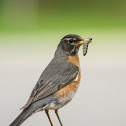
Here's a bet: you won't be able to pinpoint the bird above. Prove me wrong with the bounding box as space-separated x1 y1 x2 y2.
9 34 92 126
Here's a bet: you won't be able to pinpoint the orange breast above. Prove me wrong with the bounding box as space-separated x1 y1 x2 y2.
55 55 81 100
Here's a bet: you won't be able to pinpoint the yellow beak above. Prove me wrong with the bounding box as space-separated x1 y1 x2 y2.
75 38 92 45
75 40 84 45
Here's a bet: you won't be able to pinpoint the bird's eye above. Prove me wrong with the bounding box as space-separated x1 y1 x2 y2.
68 38 74 43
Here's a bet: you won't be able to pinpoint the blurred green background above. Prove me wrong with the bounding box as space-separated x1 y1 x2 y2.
0 0 126 33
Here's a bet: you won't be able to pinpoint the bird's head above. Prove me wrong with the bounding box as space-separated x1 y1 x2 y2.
58 34 84 56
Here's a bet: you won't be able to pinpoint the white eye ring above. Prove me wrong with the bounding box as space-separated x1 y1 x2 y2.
67 38 74 44
64 38 77 45
68 39 74 43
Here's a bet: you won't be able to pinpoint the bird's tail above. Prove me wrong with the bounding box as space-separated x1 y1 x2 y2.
9 105 36 126
9 96 52 126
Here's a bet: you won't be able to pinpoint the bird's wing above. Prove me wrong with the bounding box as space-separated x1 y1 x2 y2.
22 60 79 109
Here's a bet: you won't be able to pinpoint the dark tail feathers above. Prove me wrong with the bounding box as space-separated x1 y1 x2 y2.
9 105 36 126
9 95 52 126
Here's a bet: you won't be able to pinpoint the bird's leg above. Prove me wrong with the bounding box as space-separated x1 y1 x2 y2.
45 110 53 126
55 110 63 126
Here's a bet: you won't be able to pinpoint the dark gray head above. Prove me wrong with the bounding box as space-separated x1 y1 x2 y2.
57 34 84 56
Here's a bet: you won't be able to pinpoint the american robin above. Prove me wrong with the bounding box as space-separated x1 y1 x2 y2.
10 34 92 126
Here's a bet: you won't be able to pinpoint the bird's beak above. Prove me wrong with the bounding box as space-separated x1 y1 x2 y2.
75 38 92 45
75 40 84 45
